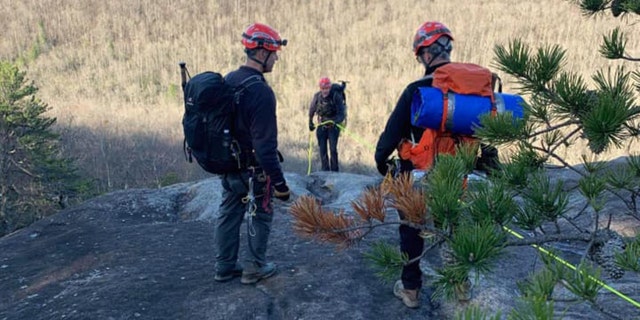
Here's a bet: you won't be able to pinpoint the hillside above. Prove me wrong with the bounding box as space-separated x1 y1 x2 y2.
0 0 638 191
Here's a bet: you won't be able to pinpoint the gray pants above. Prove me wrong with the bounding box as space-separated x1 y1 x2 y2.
214 170 274 274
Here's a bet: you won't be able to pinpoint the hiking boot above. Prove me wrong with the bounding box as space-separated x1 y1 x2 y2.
214 264 243 282
240 262 277 285
393 280 420 309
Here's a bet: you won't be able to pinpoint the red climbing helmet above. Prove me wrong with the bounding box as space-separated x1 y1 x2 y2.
319 77 331 89
242 23 287 52
412 21 453 55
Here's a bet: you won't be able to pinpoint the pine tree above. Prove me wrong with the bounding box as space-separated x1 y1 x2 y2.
0 60 92 236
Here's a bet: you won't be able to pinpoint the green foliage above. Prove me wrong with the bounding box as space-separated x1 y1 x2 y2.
513 206 544 232
551 72 592 119
491 143 543 189
508 296 557 320
426 154 467 229
493 40 566 95
615 236 640 272
583 67 639 153
578 174 607 212
492 17 639 161
605 165 636 189
363 241 406 282
454 305 502 320
600 27 627 59
521 173 568 223
539 248 570 281
432 265 471 301
467 180 517 226
0 60 91 236
449 221 505 274
627 154 640 177
517 268 558 300
493 39 530 80
456 143 480 174
578 0 608 14
475 111 528 146
562 262 603 302
578 0 640 17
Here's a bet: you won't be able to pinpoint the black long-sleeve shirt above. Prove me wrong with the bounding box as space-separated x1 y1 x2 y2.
375 63 448 173
225 66 285 185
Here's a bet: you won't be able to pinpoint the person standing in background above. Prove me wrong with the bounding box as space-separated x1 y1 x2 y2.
308 77 346 172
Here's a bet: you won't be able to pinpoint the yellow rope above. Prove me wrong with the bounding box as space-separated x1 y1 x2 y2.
336 123 376 152
503 226 640 309
307 119 640 309
309 113 640 310
307 130 313 175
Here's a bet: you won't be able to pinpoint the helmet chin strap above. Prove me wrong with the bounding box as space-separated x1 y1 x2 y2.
420 41 448 70
248 50 272 72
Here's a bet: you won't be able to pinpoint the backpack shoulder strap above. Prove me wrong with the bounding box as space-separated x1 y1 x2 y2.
233 75 264 105
491 72 502 93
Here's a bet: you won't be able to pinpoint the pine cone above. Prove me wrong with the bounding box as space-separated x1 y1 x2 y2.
588 229 626 279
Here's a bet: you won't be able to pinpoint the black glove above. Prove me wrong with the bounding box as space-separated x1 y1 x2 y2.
309 122 315 132
273 181 291 201
376 161 388 176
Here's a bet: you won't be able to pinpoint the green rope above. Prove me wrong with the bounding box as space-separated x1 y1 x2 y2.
503 226 640 309
335 123 375 152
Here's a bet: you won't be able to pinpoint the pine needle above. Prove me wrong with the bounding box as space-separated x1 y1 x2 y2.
351 185 387 222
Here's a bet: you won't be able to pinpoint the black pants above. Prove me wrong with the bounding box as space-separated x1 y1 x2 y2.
316 125 340 172
399 222 423 290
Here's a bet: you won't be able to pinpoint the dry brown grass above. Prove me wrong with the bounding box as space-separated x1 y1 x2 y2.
1 0 638 191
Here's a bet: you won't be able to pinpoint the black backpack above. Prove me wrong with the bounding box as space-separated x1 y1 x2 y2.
330 81 347 107
180 63 261 175
316 81 348 118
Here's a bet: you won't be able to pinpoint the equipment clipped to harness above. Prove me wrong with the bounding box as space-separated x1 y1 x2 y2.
242 176 258 237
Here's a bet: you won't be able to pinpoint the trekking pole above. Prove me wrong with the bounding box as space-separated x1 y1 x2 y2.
179 61 188 93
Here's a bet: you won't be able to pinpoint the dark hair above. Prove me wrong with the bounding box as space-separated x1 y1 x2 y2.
244 48 259 57
422 36 453 57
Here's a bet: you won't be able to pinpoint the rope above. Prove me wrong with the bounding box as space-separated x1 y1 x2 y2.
336 123 375 152
307 130 314 175
303 118 640 309
503 226 640 309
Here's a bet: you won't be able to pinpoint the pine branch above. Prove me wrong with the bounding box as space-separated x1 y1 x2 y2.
9 157 37 178
351 185 387 223
381 172 432 225
528 119 581 139
505 232 592 246
289 195 362 248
